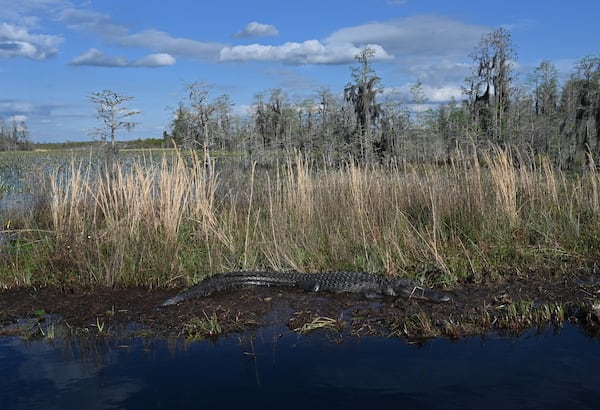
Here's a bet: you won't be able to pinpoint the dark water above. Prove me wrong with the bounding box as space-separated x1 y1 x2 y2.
1 324 599 410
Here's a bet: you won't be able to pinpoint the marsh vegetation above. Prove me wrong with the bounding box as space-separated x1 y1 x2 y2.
1 145 599 292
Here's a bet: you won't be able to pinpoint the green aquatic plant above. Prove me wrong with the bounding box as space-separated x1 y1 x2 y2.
393 311 439 338
294 316 343 335
39 323 55 340
182 311 223 341
95 317 105 334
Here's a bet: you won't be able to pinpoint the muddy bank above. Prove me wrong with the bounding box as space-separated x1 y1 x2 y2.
1 270 600 341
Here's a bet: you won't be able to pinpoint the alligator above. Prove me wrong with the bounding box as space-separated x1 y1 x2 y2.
161 271 452 306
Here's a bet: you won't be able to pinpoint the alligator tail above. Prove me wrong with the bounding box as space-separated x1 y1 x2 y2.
161 271 300 306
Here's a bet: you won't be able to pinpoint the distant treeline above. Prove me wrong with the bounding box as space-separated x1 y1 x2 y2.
166 28 600 170
34 138 166 151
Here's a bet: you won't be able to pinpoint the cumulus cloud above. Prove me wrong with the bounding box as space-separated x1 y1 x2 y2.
423 84 463 102
69 48 176 67
0 22 63 60
234 21 279 38
220 40 391 65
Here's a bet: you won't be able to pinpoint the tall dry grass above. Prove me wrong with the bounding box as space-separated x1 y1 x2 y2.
49 151 221 286
29 146 600 288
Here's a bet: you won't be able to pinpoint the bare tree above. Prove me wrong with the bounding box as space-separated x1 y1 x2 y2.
187 81 217 151
89 89 139 154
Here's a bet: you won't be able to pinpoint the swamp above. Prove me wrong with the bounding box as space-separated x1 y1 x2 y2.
2 23 600 407
1 147 600 409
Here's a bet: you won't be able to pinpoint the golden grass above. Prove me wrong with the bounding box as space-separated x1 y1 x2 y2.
3 145 599 288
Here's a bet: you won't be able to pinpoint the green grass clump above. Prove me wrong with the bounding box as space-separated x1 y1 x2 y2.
293 316 343 335
182 311 223 341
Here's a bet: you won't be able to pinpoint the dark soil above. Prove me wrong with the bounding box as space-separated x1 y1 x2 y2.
2 269 600 341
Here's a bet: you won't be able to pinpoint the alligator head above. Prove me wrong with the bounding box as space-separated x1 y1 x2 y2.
385 278 452 303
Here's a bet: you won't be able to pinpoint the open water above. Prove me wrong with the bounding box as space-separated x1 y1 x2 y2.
1 324 599 409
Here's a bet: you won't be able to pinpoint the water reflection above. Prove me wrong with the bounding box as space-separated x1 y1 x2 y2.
1 337 143 410
1 325 599 409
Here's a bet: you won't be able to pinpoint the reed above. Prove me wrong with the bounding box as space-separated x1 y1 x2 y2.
2 145 599 288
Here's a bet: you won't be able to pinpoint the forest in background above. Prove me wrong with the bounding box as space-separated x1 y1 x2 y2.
167 28 600 170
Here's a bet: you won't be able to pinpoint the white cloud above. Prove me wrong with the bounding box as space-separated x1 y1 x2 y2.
220 40 392 65
424 84 463 102
9 114 28 123
0 22 63 60
234 21 279 38
60 8 224 60
69 48 176 67
133 53 176 67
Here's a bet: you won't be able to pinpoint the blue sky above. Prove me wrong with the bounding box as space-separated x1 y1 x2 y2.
1 0 598 142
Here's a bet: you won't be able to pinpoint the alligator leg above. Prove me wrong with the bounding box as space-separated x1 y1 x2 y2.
296 279 321 292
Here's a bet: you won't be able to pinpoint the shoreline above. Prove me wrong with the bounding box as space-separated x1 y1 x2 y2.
1 271 599 342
